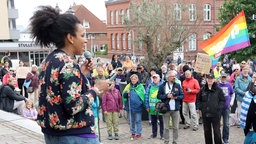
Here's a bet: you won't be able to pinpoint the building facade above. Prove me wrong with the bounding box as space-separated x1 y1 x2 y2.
0 3 108 68
72 4 108 53
105 0 224 62
0 0 20 41
0 0 50 67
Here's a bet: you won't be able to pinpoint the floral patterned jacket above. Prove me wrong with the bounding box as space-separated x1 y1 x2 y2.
37 49 96 136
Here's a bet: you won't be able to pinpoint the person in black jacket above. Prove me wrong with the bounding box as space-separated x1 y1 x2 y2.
111 54 122 69
197 74 226 144
0 77 26 115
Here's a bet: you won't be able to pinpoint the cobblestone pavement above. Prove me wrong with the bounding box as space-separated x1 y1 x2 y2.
0 110 245 144
99 113 244 144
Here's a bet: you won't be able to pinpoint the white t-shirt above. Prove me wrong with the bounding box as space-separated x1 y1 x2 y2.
165 83 175 110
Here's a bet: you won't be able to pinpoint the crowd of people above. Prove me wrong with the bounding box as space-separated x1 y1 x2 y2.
0 5 256 144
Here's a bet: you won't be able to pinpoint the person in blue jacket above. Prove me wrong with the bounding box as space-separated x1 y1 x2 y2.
122 74 145 140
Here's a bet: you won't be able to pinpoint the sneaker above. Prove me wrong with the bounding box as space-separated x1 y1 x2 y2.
148 134 156 139
183 125 190 129
199 117 203 124
130 134 135 140
160 136 165 140
193 127 198 131
135 134 141 139
108 134 113 140
148 121 152 126
114 133 119 140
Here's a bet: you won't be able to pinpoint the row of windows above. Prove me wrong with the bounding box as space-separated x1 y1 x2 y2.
173 3 212 21
110 9 129 25
109 3 212 25
111 33 132 50
110 32 143 51
176 32 211 52
110 32 211 52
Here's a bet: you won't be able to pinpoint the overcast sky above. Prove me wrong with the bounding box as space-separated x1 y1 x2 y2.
15 0 107 30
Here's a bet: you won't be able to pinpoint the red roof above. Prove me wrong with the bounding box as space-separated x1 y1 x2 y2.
72 5 107 33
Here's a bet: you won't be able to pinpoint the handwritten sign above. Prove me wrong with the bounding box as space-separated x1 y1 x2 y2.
194 53 211 74
16 67 30 79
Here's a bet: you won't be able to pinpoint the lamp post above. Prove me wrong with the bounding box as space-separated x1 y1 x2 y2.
214 0 216 34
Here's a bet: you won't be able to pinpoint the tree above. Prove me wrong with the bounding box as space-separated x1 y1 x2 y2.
219 0 256 62
124 0 203 69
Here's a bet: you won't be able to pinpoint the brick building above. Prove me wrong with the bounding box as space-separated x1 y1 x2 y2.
72 4 108 53
105 0 224 62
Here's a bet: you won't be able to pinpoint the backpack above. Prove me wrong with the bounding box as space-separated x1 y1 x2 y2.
1 56 7 64
244 131 256 144
0 85 6 109
0 85 5 97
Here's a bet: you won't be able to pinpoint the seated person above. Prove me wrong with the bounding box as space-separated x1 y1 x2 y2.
0 77 26 115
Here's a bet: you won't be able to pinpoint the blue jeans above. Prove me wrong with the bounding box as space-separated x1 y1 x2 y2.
222 108 230 143
128 112 142 135
44 134 100 144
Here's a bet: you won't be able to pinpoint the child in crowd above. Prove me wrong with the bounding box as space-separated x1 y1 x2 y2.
92 96 100 136
102 82 123 140
23 100 37 120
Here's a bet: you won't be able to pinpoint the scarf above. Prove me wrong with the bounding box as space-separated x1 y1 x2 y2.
240 91 256 129
122 83 145 103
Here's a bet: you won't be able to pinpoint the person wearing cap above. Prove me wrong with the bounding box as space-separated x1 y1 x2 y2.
114 67 126 93
145 74 164 139
157 71 184 144
235 65 252 127
197 74 226 144
217 73 235 144
182 70 200 131
230 64 241 85
240 61 247 70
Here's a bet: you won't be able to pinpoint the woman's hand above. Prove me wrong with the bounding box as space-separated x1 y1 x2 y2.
80 58 94 76
93 79 112 95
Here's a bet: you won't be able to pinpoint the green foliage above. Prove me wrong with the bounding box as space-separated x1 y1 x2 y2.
94 44 108 55
219 0 256 62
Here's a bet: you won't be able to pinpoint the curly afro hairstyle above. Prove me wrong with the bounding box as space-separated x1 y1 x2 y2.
29 6 80 48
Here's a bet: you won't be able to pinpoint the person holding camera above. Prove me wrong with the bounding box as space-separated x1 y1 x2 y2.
157 71 184 144
182 70 200 131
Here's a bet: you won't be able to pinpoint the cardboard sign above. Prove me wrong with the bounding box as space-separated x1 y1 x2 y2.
194 53 211 74
16 67 30 79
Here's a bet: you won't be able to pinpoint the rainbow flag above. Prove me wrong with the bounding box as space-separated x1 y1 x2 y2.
199 10 250 66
